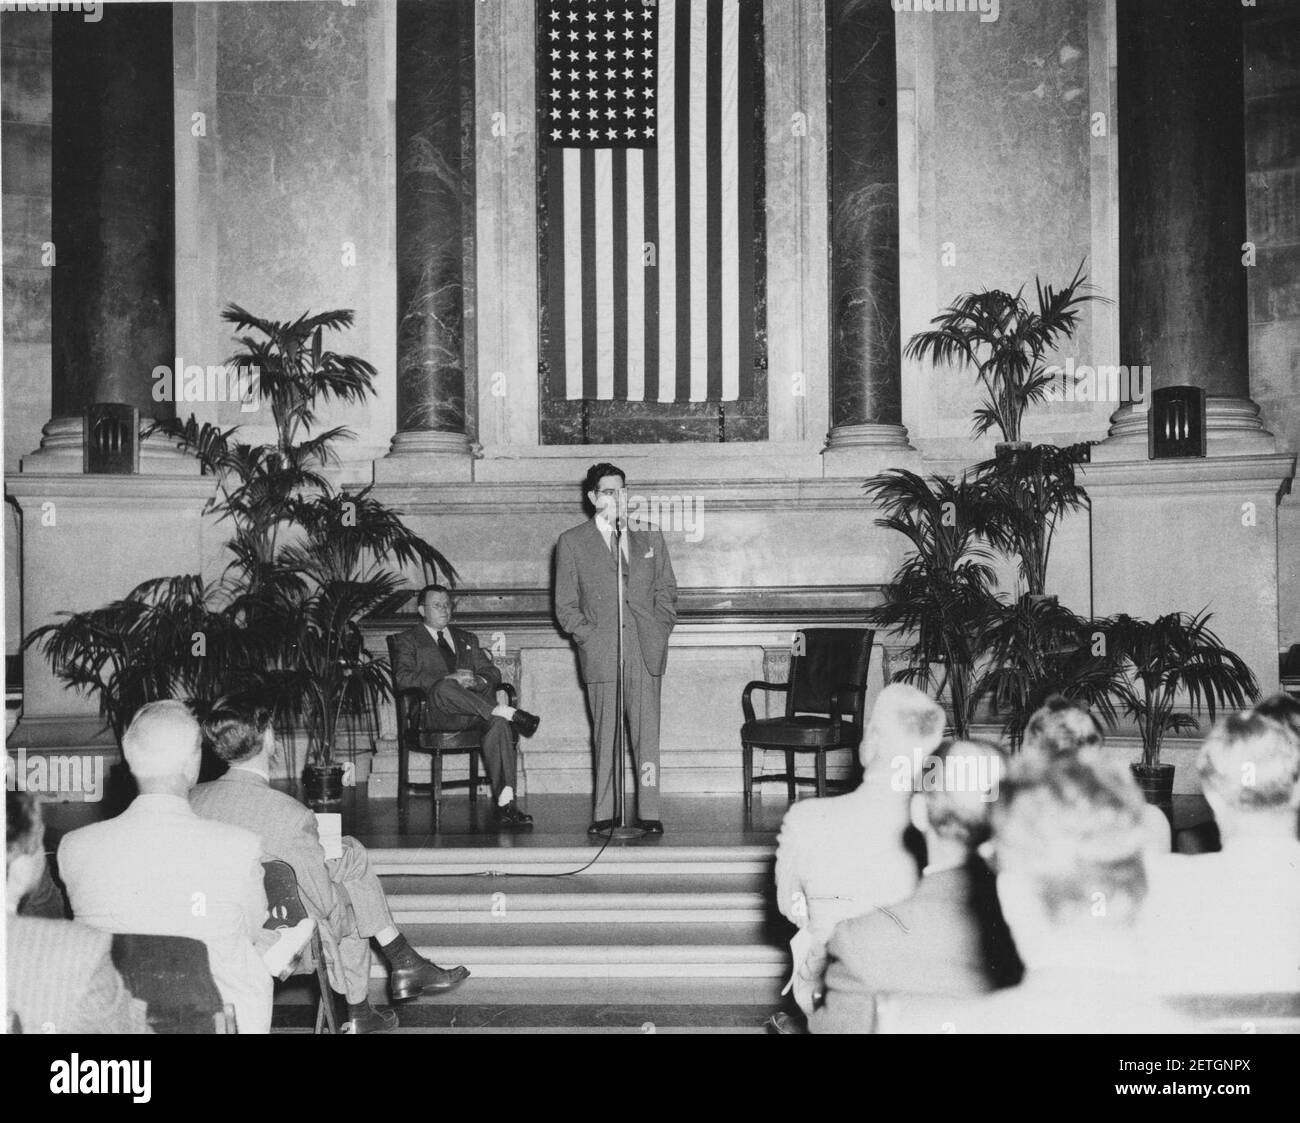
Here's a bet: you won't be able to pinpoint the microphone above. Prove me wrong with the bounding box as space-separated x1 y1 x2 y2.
614 489 628 535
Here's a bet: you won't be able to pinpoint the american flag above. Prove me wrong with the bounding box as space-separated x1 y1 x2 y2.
539 0 760 403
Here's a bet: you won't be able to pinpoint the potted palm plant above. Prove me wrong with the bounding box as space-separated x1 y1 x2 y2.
27 305 455 809
1069 611 1258 802
864 469 1003 739
974 441 1091 601
904 261 1103 455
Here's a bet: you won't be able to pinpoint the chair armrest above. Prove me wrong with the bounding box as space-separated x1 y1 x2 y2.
742 680 789 724
495 682 518 706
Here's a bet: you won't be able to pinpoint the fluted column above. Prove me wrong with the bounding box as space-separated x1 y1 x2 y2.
381 0 475 481
26 3 184 474
822 0 913 475
1100 0 1271 456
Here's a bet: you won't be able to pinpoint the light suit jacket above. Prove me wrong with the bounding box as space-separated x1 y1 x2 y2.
58 793 272 1034
554 518 677 683
191 768 350 993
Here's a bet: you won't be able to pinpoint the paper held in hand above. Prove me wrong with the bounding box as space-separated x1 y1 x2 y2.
315 812 343 861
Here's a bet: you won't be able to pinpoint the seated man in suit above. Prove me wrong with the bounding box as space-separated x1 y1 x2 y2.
192 704 469 1034
1140 710 1300 995
774 683 946 1020
7 789 150 1034
1022 695 1171 858
878 752 1188 1034
58 701 273 1033
812 739 1019 1033
391 583 538 829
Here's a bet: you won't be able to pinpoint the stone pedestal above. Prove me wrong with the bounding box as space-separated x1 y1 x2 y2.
6 474 218 753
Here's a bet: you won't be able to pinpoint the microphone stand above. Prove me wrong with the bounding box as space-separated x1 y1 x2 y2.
598 514 646 841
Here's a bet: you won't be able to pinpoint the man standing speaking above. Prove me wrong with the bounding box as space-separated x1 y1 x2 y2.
556 464 678 836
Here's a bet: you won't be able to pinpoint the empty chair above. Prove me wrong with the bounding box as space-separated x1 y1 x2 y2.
740 628 874 809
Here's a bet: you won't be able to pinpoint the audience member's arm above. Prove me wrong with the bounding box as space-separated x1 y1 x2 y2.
774 814 807 928
240 846 271 946
75 948 153 1034
290 804 346 920
808 923 880 1034
554 534 593 642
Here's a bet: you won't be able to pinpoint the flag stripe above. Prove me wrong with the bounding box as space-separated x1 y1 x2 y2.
705 0 723 403
594 149 615 399
657 0 678 403
688 0 709 402
547 151 568 400
563 147 584 400
735 0 757 403
579 148 598 400
612 149 629 402
721 0 740 400
642 146 660 404
674 0 693 403
625 149 646 402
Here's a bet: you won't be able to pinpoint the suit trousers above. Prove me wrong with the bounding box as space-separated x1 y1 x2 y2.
326 836 396 1003
428 679 517 801
587 652 662 820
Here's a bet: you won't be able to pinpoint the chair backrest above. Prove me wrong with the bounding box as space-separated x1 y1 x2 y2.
110 932 226 1034
786 628 874 720
262 859 309 930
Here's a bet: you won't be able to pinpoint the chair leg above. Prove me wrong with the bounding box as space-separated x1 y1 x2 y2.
313 936 338 1034
742 741 753 814
815 750 827 799
397 739 409 817
785 751 797 802
432 750 443 831
470 752 479 805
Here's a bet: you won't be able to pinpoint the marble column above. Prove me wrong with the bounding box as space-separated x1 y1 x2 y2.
822 0 913 476
26 3 185 474
1085 0 1293 698
381 0 475 482
1101 0 1270 455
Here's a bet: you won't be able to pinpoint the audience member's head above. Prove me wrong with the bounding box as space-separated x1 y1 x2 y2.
122 700 203 794
910 739 1007 863
1022 695 1104 765
1196 710 1300 838
864 683 945 771
1252 692 1300 742
202 703 275 766
6 789 46 914
989 753 1148 967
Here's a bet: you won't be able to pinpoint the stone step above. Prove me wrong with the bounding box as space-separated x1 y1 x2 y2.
392 919 789 977
382 871 774 924
370 843 775 878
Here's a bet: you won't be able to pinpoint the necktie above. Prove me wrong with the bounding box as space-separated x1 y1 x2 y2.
437 630 456 668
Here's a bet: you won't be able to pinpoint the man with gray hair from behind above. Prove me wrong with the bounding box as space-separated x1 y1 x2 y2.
58 700 274 1033
1140 710 1300 996
773 683 946 1027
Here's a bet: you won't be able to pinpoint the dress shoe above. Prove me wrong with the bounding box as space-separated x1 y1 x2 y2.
636 819 664 835
510 709 541 737
388 959 471 1001
587 818 615 835
344 1005 398 1034
495 802 534 830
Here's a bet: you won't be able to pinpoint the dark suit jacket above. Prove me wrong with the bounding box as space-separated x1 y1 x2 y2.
811 860 1021 1034
389 622 503 730
554 519 677 683
7 916 151 1034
